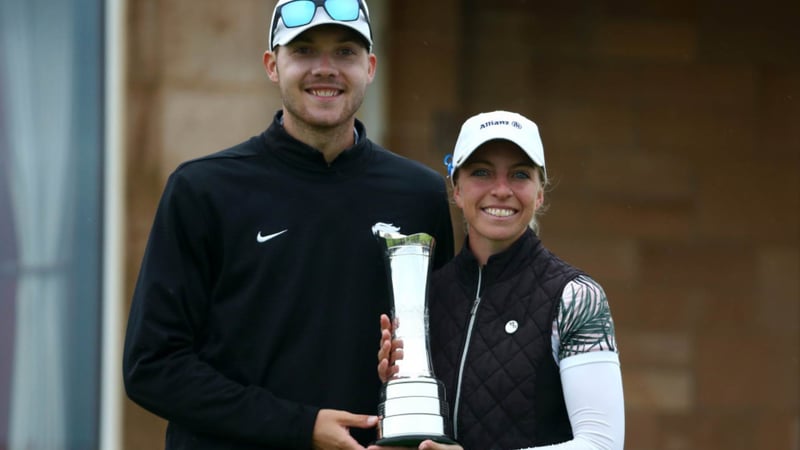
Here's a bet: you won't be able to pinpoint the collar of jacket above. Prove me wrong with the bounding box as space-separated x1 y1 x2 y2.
454 228 543 295
260 110 372 177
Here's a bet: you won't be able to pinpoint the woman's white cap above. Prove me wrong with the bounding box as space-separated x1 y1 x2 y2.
450 110 546 181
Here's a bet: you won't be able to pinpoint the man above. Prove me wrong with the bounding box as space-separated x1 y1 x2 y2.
122 1 454 448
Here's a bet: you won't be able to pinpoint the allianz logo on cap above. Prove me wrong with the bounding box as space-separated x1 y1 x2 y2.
479 120 523 130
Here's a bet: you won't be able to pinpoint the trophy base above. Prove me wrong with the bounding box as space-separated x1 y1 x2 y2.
377 378 455 447
374 434 457 447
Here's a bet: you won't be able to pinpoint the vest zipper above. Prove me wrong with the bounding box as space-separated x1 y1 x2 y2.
452 266 483 440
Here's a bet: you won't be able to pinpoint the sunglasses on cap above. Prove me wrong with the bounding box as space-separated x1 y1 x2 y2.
275 0 366 28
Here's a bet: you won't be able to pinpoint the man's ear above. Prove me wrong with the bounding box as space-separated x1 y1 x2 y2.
366 53 377 84
263 50 279 82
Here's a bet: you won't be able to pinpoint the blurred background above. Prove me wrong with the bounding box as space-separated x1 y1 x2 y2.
0 0 797 449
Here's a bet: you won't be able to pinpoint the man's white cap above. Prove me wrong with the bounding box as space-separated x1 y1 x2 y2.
449 110 546 182
269 0 373 51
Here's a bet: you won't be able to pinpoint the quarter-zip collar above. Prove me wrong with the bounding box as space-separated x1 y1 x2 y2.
260 110 373 179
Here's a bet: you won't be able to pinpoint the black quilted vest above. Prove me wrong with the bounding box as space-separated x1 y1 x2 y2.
428 229 583 450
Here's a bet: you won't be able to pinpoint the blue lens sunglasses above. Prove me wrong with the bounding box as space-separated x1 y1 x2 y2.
275 0 367 29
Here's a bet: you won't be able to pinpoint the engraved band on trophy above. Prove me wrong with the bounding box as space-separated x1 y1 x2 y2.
372 223 456 446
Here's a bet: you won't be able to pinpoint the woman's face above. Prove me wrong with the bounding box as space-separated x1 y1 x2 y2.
453 140 544 256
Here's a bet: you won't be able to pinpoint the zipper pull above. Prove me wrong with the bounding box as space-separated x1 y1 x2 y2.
470 266 483 315
470 296 480 315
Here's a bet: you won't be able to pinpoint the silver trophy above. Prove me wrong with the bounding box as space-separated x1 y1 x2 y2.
372 223 456 446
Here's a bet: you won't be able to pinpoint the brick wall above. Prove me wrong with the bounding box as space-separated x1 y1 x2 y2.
387 1 799 449
124 0 799 448
124 0 278 447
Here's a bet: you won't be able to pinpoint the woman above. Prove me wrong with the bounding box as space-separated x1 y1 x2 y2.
373 111 625 450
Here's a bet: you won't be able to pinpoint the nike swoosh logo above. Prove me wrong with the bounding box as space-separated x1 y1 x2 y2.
256 230 287 243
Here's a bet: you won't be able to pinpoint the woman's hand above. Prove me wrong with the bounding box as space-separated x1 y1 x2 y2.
418 440 462 450
366 439 462 450
377 314 403 383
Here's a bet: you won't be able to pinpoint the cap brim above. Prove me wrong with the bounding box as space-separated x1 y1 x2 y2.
456 135 545 168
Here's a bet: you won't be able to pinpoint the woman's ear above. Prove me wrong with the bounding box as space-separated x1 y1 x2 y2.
534 187 544 211
453 182 464 209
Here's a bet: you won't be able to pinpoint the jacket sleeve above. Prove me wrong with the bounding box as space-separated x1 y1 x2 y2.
122 171 318 448
516 353 625 450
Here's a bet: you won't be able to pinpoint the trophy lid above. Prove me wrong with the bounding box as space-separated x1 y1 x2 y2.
372 222 434 248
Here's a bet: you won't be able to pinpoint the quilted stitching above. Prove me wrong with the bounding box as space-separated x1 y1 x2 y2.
430 230 582 449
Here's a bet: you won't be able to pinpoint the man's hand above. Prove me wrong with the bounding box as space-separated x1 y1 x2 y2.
312 409 378 450
377 314 403 383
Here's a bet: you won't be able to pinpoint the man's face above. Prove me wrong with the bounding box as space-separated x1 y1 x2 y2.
263 25 376 134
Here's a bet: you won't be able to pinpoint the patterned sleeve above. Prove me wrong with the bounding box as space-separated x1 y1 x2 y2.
553 275 618 361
